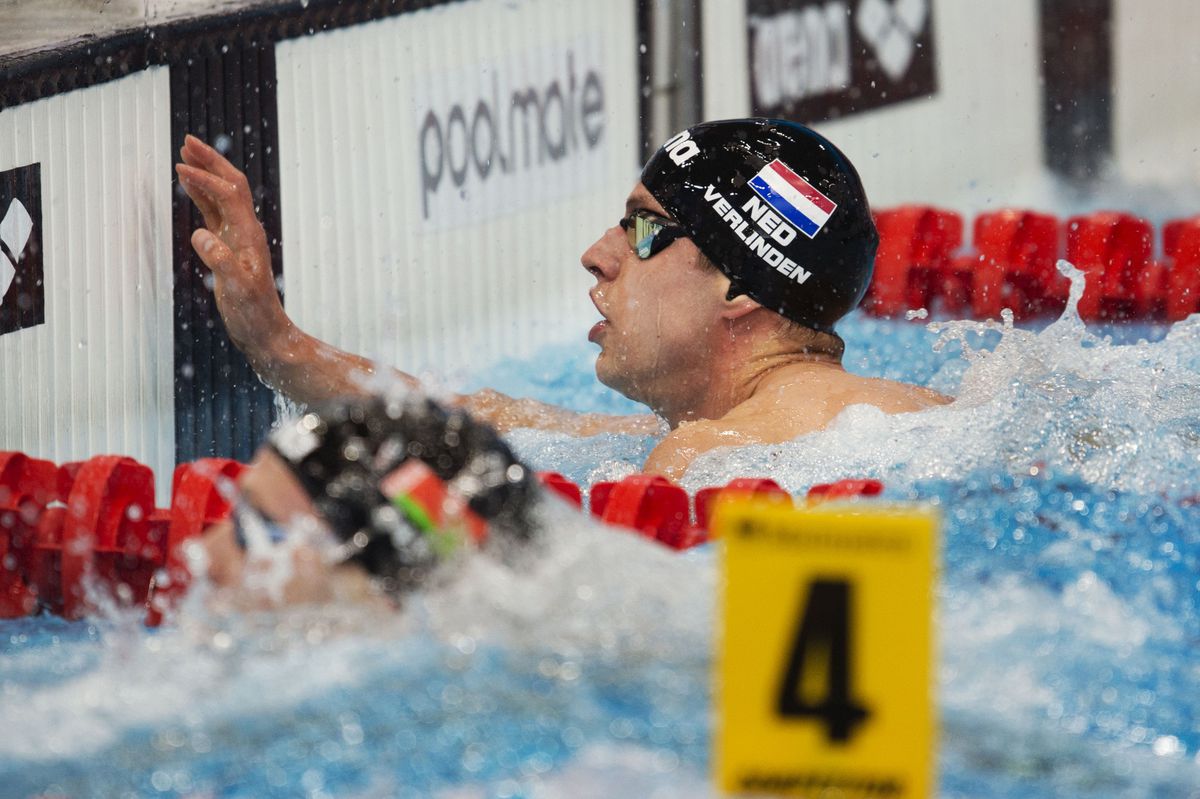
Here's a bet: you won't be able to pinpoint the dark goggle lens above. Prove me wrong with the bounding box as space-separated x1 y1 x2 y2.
232 499 290 552
620 213 684 259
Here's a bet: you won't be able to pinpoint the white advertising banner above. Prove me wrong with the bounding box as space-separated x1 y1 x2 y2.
276 0 640 375
412 35 610 229
1112 0 1200 186
0 68 175 499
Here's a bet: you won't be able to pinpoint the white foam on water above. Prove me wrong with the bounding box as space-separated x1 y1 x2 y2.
682 262 1200 496
439 742 716 799
2 264 1198 795
0 499 714 768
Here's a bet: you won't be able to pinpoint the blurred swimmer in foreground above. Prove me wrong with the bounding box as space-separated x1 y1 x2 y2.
198 393 538 609
176 118 948 479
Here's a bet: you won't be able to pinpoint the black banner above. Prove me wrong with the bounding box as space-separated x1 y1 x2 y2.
747 0 937 122
0 163 44 337
170 40 283 464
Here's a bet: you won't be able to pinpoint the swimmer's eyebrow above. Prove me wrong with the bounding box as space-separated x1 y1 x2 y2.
623 198 675 221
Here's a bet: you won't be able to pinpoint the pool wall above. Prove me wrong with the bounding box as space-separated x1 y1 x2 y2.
0 67 177 498
3 0 1200 501
273 0 641 375
0 0 643 503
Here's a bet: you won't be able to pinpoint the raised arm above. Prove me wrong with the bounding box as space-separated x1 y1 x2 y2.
175 136 657 436
177 136 386 405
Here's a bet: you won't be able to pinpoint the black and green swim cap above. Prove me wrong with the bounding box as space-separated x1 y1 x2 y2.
266 393 537 593
640 118 877 333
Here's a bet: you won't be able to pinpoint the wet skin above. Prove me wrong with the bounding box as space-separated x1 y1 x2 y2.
200 449 380 609
177 135 949 481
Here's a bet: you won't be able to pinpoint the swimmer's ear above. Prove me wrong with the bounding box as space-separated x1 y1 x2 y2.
720 281 761 320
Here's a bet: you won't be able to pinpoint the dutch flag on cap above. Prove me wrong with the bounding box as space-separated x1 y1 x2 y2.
748 159 838 240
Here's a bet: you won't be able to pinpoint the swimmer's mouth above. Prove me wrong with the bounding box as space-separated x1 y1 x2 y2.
588 297 609 343
588 319 608 343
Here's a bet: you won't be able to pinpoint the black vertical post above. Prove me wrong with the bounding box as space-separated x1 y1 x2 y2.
1039 0 1114 182
169 33 284 464
637 0 655 163
637 0 706 163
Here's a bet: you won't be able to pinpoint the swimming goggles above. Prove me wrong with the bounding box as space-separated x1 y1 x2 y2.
233 497 373 569
619 210 688 259
231 498 291 553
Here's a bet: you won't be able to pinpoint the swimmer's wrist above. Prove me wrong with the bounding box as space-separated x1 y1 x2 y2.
236 315 303 373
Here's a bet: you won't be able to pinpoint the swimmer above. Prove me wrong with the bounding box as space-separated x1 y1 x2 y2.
197 393 537 609
176 118 949 479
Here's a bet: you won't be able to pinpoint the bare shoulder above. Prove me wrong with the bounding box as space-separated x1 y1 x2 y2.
857 376 952 412
643 420 756 480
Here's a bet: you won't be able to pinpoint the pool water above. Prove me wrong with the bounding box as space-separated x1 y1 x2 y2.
1 266 1198 798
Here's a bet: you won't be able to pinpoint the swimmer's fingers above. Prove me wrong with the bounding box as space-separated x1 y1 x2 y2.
181 135 255 196
176 163 266 249
177 163 237 205
179 137 260 231
175 164 223 232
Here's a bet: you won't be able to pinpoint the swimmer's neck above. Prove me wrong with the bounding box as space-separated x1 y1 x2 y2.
655 348 843 429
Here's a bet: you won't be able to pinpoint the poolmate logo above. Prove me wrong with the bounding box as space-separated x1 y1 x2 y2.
0 163 45 337
414 37 607 228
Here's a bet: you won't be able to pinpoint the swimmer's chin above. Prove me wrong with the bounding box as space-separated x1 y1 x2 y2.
592 354 620 391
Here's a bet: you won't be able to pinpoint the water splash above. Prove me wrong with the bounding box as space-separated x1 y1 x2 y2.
683 261 1200 497
2 263 1198 797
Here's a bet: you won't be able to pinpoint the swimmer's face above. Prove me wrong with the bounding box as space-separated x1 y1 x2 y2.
200 449 375 608
581 183 731 409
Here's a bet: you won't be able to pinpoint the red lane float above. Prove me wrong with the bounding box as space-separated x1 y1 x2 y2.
536 471 583 508
694 477 791 533
806 478 885 503
3 450 891 619
963 209 1063 320
1163 217 1200 322
865 206 963 318
0 453 60 618
145 459 244 626
0 452 244 623
57 456 160 620
1066 212 1157 321
590 475 693 548
863 206 1200 323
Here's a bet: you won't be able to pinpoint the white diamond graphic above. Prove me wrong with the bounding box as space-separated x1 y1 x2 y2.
877 24 916 80
895 0 927 33
857 0 891 41
0 198 34 263
0 198 34 303
856 0 927 81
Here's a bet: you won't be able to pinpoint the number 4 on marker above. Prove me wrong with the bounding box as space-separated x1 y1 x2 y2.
776 578 870 743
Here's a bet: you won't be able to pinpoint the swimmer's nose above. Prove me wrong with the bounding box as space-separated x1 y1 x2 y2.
580 224 625 282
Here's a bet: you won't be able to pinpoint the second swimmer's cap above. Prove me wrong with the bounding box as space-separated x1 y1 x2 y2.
267 394 537 593
641 118 877 332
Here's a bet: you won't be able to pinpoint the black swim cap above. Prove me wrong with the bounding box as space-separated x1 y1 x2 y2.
641 118 877 332
266 394 537 593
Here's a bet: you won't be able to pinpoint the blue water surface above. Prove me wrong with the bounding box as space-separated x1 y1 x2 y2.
2 309 1198 798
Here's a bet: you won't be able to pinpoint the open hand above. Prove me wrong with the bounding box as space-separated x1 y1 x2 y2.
176 135 289 355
